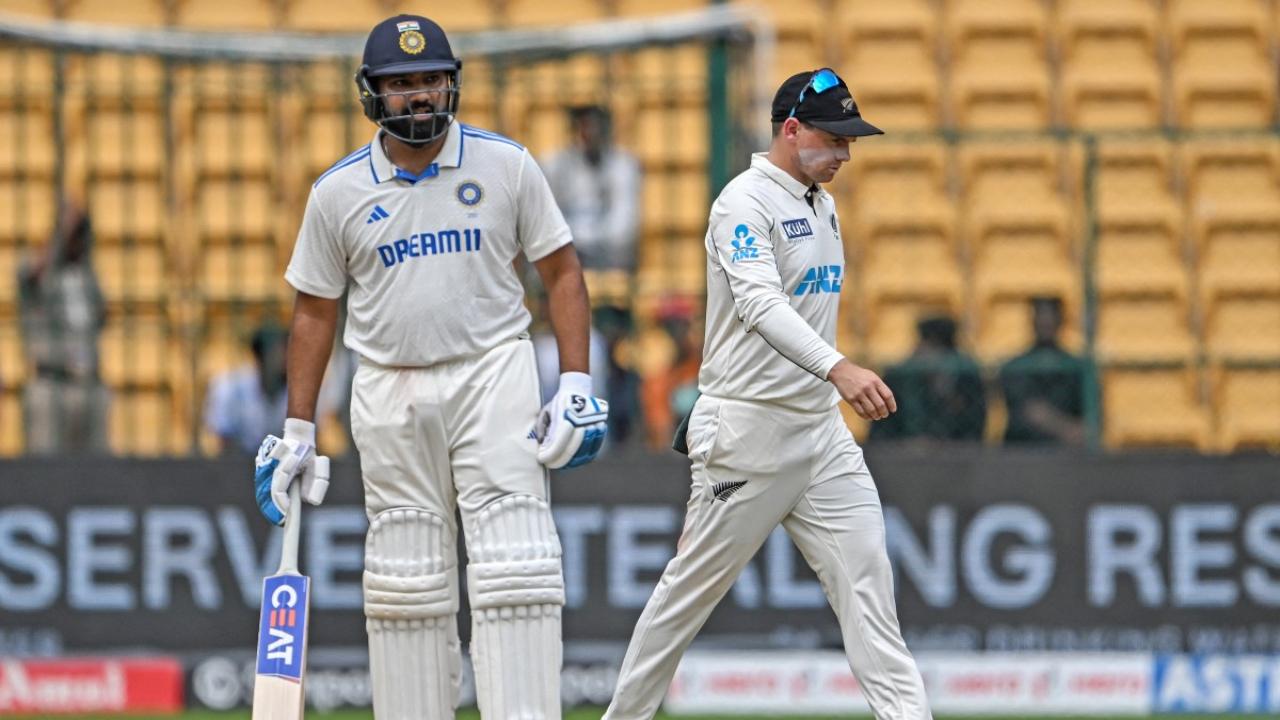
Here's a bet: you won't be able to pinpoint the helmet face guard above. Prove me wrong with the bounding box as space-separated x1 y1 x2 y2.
355 62 462 147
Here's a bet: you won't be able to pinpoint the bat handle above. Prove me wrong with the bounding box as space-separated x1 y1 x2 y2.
279 479 302 575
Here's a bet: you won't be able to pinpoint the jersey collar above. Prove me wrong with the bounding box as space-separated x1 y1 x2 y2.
751 152 825 202
370 120 464 184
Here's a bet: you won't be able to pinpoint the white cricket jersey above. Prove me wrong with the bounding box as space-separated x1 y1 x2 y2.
700 153 846 412
286 121 573 366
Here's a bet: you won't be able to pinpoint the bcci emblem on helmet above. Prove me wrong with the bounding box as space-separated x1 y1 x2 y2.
399 29 425 55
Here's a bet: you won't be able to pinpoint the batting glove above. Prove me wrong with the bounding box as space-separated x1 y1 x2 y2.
536 371 609 469
253 418 330 525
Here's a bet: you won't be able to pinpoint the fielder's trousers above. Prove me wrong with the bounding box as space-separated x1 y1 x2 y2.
604 394 932 720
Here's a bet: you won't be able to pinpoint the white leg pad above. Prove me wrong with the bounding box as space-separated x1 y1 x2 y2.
365 507 461 720
466 494 565 720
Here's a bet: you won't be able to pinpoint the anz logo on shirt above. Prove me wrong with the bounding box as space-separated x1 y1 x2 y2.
729 224 760 263
793 265 843 296
377 228 482 268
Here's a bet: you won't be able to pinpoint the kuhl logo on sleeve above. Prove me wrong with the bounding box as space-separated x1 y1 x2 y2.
781 218 814 241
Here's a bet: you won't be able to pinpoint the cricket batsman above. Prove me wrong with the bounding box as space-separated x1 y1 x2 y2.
250 14 607 719
603 69 932 719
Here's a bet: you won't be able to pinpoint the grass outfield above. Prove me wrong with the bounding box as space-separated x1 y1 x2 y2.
74 707 1264 712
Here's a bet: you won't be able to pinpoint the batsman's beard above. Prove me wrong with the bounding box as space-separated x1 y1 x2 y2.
385 106 450 147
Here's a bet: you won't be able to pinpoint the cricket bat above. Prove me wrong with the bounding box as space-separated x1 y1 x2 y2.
252 457 326 719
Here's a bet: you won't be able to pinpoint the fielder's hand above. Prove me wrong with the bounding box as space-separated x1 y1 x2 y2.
828 360 897 421
536 371 609 469
253 418 331 525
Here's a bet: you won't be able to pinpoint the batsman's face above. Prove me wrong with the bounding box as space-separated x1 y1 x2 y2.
793 122 852 184
379 71 450 120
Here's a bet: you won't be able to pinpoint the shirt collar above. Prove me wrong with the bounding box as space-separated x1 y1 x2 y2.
370 120 464 184
751 152 825 202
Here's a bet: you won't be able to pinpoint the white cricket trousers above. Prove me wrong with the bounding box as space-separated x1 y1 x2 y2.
604 395 932 720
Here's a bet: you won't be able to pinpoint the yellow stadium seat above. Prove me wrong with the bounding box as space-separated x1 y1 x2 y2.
844 0 940 129
0 180 56 243
173 0 278 29
1096 139 1181 233
282 0 390 31
1057 0 1162 131
98 317 174 389
863 296 962 365
0 110 55 179
87 179 166 243
194 178 278 243
0 1 55 18
417 3 499 32
63 55 168 111
945 0 1051 129
1102 364 1211 450
503 0 602 27
190 110 275 179
1096 227 1189 302
960 142 1073 255
0 246 17 311
633 103 708 170
297 106 369 177
93 244 170 306
0 389 21 456
860 240 964 334
642 169 707 238
0 50 56 110
1203 296 1280 362
1199 229 1280 303
1212 365 1280 452
109 388 187 456
0 320 25 389
64 0 168 25
200 243 290 303
72 110 166 180
1183 139 1280 242
1168 0 1275 128
846 141 954 251
1095 298 1196 364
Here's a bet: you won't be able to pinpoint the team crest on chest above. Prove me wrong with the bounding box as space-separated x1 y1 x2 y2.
457 181 483 206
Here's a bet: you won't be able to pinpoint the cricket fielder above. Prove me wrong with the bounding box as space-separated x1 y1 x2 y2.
603 69 931 720
250 14 607 719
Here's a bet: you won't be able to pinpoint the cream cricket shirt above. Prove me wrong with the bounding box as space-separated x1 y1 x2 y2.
700 153 846 412
286 121 572 366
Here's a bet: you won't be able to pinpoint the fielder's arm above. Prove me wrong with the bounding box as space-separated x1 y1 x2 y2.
286 291 340 422
532 244 590 375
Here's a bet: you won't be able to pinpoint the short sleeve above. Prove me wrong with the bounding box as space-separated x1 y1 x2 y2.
516 150 574 262
285 188 347 299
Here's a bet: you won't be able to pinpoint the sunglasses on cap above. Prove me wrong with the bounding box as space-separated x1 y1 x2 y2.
787 68 841 119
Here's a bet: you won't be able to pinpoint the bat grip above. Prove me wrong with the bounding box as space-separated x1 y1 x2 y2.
279 480 302 575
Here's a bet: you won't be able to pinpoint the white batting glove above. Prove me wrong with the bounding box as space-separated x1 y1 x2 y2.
252 418 330 525
536 371 609 469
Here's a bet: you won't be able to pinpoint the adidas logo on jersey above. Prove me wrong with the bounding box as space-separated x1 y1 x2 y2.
711 480 747 502
365 205 391 224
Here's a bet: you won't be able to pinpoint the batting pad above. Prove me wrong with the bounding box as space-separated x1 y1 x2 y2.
466 494 565 720
364 507 461 720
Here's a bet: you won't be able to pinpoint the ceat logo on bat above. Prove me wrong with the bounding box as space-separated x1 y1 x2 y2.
256 575 309 680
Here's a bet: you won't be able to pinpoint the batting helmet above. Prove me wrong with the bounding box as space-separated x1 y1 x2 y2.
354 15 463 146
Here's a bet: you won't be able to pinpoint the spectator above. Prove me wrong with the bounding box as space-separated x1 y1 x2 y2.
871 314 986 442
594 303 643 447
999 296 1088 445
542 105 642 271
204 324 289 455
641 295 703 450
18 199 109 453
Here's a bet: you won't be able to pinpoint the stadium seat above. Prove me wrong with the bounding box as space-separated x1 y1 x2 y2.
1095 297 1196 364
859 240 964 351
0 388 20 455
641 169 707 238
194 178 278 243
64 0 168 25
419 3 499 32
756 0 829 88
63 55 168 110
1182 139 1280 244
1102 364 1212 450
633 103 708 170
0 180 56 243
295 105 369 177
0 1 55 18
843 0 941 130
503 0 602 27
1203 296 1280 362
173 0 279 29
189 110 276 179
72 110 166 180
87 179 167 244
846 141 954 252
0 319 25 390
200 244 291 303
944 0 1052 129
0 110 55 179
863 296 963 365
1168 0 1275 128
1057 0 1162 129
108 388 188 456
281 0 391 31
1096 139 1182 234
1212 364 1280 452
93 243 170 306
98 316 175 389
0 50 56 110
0 246 17 311
1095 227 1189 303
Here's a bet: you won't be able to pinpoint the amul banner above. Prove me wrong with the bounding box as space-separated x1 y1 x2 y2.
1 452 1278 654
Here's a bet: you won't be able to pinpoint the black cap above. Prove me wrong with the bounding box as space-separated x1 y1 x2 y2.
771 69 883 137
361 15 459 77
